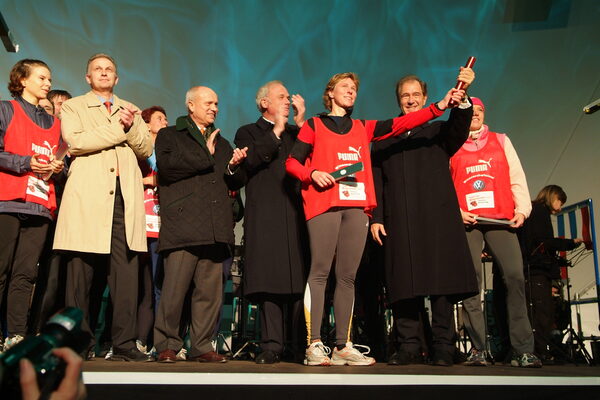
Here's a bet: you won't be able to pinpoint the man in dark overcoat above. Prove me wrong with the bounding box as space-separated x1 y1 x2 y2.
154 86 247 363
371 70 478 366
234 81 309 364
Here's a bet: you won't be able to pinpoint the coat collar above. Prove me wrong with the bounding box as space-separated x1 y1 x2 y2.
175 115 215 134
256 116 275 130
175 115 217 153
84 91 123 116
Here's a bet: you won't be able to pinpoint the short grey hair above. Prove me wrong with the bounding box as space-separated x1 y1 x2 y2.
255 80 283 112
185 86 199 112
86 53 117 74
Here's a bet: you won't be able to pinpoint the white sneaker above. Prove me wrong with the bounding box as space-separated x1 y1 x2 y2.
4 334 25 351
136 340 147 354
176 347 187 361
104 346 113 360
304 341 331 366
331 342 376 366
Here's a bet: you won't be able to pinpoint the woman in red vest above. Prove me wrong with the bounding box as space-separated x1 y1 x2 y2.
0 59 64 350
286 72 463 366
449 97 541 368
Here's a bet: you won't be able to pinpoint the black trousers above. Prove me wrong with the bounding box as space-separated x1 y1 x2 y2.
64 181 138 351
525 274 554 357
29 219 68 333
257 294 303 354
0 213 49 336
393 295 454 357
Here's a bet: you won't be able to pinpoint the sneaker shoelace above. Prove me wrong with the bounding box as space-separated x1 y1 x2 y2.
348 343 371 356
312 342 331 356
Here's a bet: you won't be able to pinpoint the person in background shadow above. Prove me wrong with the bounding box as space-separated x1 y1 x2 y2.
520 184 583 364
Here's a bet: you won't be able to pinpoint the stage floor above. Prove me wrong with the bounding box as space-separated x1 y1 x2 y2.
83 358 600 381
81 360 600 400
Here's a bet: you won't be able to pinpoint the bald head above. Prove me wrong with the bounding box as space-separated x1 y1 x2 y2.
186 86 219 128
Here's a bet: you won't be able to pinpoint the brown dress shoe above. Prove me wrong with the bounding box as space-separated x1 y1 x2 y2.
190 351 227 363
157 349 177 363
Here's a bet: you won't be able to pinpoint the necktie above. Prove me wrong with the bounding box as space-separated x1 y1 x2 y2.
104 100 118 176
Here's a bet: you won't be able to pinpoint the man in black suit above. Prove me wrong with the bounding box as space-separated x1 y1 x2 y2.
154 86 247 363
234 81 308 364
370 70 477 366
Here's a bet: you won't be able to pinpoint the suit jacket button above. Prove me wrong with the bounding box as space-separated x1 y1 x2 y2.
110 168 115 172
109 190 114 195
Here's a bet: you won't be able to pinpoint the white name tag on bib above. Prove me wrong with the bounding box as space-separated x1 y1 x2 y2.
26 175 50 201
146 215 160 233
465 191 494 211
339 181 366 201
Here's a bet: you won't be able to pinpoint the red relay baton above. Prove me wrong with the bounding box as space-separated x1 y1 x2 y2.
448 56 476 107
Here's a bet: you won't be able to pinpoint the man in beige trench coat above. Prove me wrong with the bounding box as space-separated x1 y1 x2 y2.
54 53 152 361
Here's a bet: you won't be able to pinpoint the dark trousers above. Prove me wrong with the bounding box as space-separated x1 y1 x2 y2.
137 238 163 344
258 294 303 354
154 244 228 357
64 182 139 351
30 220 67 333
394 295 454 357
525 274 553 357
0 213 49 336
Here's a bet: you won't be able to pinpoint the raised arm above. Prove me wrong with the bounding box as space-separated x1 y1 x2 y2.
369 88 465 142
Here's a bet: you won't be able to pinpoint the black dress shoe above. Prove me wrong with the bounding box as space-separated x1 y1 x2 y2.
432 350 454 367
255 350 281 364
388 350 423 365
109 347 153 362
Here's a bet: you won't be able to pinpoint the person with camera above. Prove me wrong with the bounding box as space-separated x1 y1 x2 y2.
19 347 86 400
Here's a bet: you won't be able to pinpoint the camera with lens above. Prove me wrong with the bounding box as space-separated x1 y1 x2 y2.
0 307 90 399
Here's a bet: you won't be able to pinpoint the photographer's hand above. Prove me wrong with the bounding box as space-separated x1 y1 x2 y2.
20 347 86 400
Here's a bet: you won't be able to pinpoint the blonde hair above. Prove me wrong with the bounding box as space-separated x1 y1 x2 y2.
322 72 359 111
